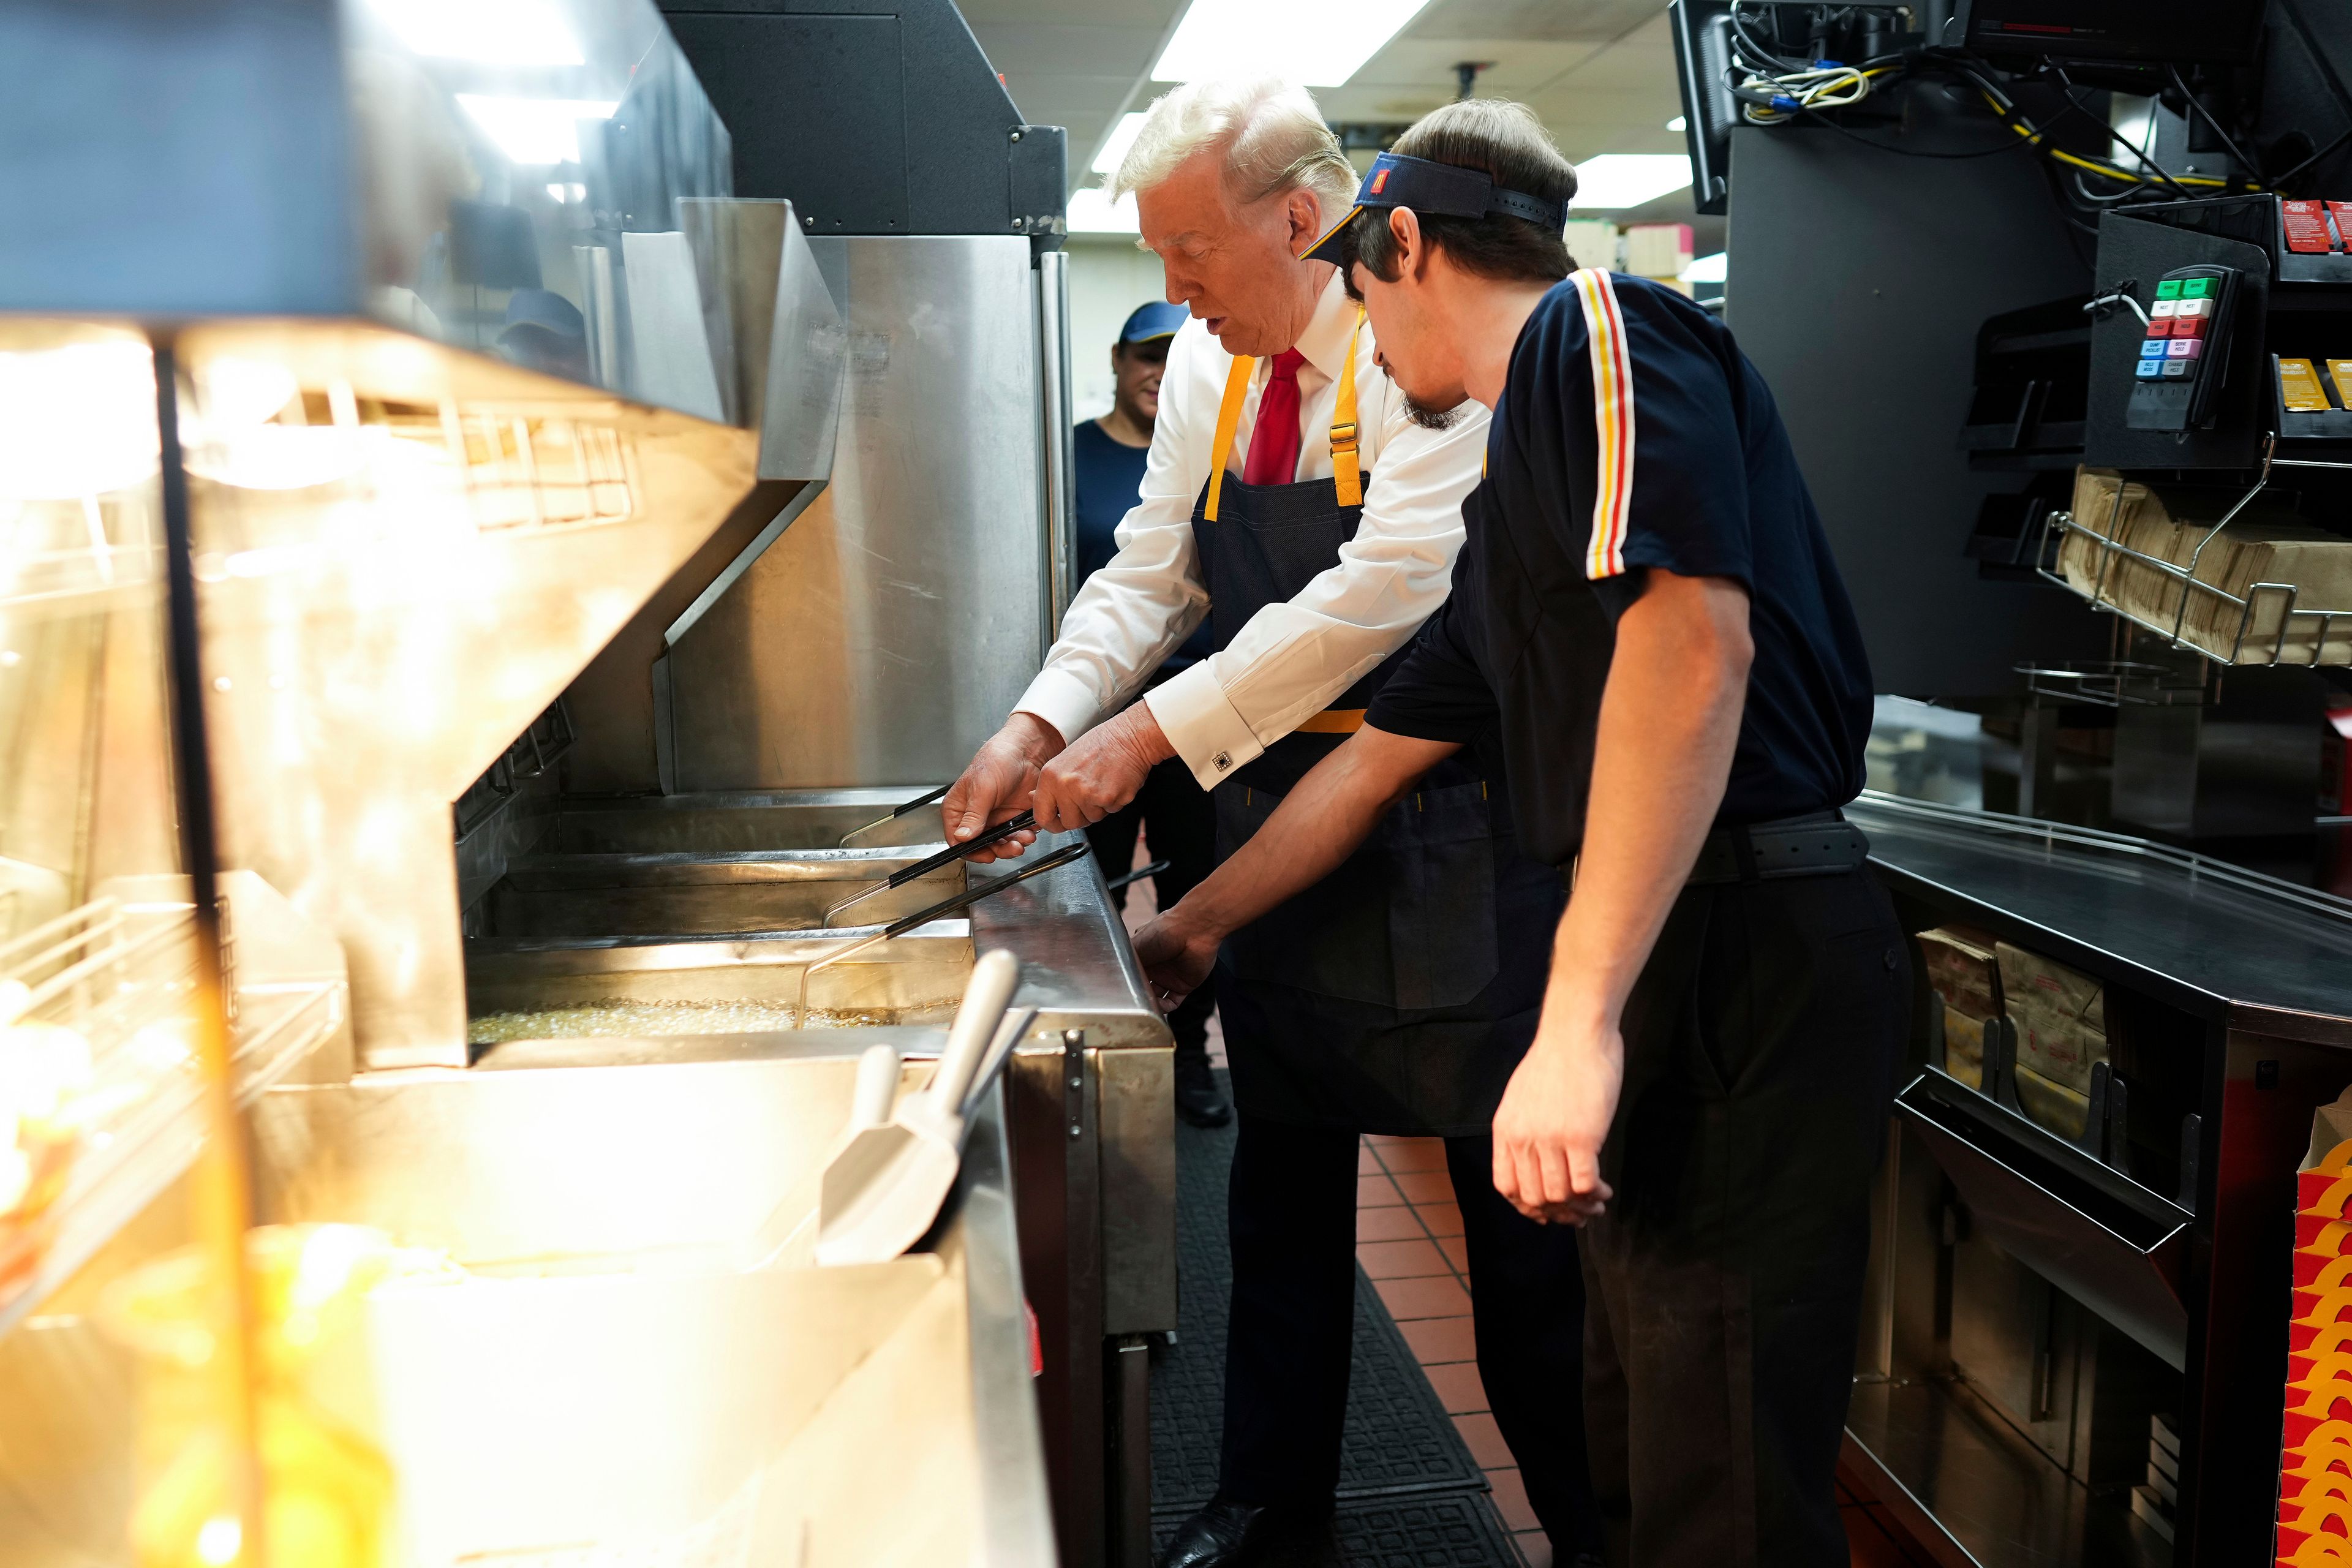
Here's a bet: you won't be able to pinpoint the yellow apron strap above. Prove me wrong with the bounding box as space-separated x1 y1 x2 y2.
1204 353 1256 522
1330 306 1365 508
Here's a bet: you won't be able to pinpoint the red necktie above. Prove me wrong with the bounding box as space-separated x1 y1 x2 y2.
1241 349 1307 488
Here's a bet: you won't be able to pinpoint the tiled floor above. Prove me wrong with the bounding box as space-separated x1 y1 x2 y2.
1357 1133 1556 1567
1121 831 1940 1568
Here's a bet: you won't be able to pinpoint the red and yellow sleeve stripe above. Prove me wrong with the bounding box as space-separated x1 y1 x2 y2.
1569 268 1634 580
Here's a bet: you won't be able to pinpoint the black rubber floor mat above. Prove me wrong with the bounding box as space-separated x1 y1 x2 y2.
1150 1077 1486 1518
1152 1491 1526 1568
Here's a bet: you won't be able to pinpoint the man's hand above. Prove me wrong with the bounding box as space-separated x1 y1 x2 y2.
942 714 1063 863
1132 910 1221 1013
1490 1017 1619 1226
1033 702 1177 832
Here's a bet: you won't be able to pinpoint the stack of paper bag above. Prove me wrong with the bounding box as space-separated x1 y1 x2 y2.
1996 941 2106 1141
2065 468 2351 665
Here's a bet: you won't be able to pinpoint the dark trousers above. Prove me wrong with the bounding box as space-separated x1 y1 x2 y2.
1087 755 1218 1053
1581 867 1907 1567
1218 1114 1604 1554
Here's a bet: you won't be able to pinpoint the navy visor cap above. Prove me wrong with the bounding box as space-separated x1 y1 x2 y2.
1118 301 1189 343
1300 151 1569 265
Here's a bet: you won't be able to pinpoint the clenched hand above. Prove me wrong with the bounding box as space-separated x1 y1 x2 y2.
1131 910 1220 1013
1031 702 1176 832
941 714 1060 864
1489 1015 1619 1227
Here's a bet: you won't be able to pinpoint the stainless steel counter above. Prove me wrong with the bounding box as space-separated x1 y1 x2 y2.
1844 791 2352 1566
1849 793 2352 1039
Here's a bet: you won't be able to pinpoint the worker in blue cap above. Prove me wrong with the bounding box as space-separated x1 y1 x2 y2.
1076 301 1231 1128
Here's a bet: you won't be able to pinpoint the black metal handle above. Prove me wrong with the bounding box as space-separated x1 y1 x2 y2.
886 810 1038 889
880 841 1090 938
1104 858 1170 892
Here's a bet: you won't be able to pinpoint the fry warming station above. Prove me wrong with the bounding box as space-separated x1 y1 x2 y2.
0 3 1169 1566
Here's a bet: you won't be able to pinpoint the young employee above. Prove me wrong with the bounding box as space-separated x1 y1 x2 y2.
1074 300 1229 1128
1134 99 1907 1566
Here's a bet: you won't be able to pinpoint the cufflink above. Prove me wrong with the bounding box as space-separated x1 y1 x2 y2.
1213 752 1232 772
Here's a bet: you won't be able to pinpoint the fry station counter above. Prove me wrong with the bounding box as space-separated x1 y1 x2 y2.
0 2 1161 1566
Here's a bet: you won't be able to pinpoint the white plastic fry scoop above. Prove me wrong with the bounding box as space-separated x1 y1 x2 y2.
815 948 1022 1267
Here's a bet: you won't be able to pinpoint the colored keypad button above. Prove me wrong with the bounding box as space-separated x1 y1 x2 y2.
2136 360 2164 378
2147 320 2174 337
2152 298 2179 318
2156 279 2184 299
2183 276 2216 297
2173 315 2204 337
2176 296 2212 318
2167 338 2201 358
2141 339 2169 358
2162 360 2192 377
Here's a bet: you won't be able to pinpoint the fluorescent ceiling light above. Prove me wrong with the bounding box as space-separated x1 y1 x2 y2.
1679 251 1727 285
364 0 585 66
1151 0 1435 88
1068 187 1140 234
457 96 619 165
1092 112 1150 176
1571 154 1692 211
1667 115 1687 133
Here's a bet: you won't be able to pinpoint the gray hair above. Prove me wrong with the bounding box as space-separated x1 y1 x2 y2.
1110 77 1356 217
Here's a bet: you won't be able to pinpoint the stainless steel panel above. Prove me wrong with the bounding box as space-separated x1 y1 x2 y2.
0 1 745 428
1099 1042 1177 1335
171 320 760 1069
1037 248 1076 643
679 198 845 483
474 846 963 943
666 238 1048 789
1899 1070 2191 1370
1844 1384 2168 1568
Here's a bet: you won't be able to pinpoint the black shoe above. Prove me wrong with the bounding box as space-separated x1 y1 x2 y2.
1155 1498 1335 1568
1174 1043 1232 1129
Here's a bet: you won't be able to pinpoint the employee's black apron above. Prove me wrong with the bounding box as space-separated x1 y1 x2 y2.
1189 318 1560 1137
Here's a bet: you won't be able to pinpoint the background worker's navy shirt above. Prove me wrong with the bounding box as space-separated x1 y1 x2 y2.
1366 273 1874 867
1074 418 1212 673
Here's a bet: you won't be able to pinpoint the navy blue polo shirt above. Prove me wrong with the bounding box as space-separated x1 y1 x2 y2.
1074 418 1212 672
1366 272 1874 867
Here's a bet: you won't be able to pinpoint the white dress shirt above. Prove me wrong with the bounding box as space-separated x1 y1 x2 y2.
1015 274 1491 790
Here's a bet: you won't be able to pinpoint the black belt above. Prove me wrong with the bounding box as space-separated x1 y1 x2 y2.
1561 810 1869 891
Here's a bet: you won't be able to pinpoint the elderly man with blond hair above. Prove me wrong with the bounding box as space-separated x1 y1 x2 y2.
941 79 1601 1566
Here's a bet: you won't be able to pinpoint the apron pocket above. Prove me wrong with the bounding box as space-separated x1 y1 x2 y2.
1216 783 1398 1007
1383 778 1502 1011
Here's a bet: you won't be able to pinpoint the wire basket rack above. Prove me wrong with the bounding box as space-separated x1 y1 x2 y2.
2014 658 2209 708
2034 435 2352 668
1 892 339 1340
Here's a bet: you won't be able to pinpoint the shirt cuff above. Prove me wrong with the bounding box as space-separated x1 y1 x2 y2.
1145 663 1263 790
1012 666 1102 750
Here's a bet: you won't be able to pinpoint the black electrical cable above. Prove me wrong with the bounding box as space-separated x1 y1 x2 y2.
2271 124 2352 190
2164 62 2257 181
2048 69 2195 199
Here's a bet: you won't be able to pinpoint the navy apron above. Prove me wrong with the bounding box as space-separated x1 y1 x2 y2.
1188 337 1561 1137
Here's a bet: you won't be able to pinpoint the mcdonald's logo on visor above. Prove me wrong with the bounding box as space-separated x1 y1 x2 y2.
1370 168 1390 194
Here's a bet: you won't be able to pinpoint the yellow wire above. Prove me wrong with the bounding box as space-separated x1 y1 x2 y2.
1979 88 2240 190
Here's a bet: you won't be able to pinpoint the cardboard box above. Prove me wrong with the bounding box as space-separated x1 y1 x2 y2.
1561 219 1621 273
1997 941 2108 1096
1624 222 1694 279
2276 1088 2352 1566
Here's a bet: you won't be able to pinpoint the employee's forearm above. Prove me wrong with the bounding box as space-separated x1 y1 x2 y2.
1170 726 1461 942
1547 575 1752 1029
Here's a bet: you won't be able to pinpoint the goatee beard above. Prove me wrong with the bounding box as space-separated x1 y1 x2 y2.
1404 394 1468 431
